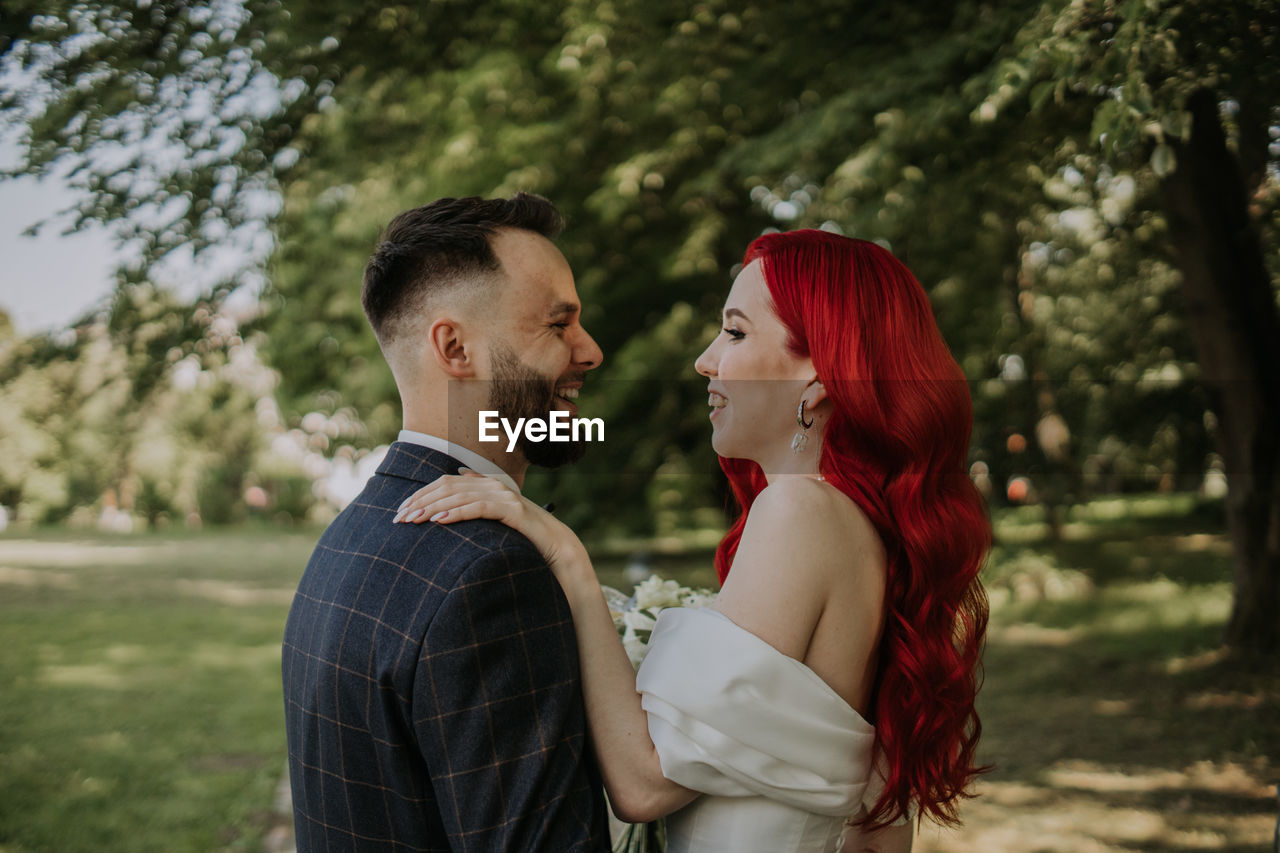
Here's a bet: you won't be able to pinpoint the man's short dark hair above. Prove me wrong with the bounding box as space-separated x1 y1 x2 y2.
361 193 563 345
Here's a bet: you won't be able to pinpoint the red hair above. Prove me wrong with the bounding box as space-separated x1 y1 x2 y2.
713 229 990 829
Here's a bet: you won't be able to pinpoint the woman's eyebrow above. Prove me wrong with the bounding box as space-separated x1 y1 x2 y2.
723 307 750 323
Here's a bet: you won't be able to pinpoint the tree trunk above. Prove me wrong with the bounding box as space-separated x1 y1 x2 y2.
1161 87 1280 653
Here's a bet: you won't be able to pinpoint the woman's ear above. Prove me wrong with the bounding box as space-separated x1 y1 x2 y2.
804 376 829 409
427 316 475 378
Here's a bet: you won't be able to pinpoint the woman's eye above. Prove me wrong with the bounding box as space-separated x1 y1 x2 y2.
723 328 745 340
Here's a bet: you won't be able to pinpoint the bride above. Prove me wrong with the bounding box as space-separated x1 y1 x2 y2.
397 229 990 852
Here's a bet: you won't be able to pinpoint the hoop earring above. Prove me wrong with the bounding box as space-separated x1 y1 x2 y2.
791 399 814 453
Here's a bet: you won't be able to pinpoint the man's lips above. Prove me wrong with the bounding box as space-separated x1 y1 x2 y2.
553 383 581 414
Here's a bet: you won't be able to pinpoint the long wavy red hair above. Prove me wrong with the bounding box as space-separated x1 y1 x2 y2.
712 229 990 829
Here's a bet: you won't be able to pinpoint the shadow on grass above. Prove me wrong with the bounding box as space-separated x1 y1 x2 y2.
913 495 1280 851
922 624 1279 852
979 609 1280 773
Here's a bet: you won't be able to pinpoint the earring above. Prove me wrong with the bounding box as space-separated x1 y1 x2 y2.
791 399 814 453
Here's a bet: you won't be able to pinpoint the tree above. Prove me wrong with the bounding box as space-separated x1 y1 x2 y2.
981 0 1280 649
0 0 322 292
4 0 1274 648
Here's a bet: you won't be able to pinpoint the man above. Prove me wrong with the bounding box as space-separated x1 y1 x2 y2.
282 194 611 851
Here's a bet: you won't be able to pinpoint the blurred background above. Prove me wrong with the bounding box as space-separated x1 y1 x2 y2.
0 1 1277 850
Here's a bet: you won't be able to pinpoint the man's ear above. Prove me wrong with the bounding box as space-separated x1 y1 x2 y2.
427 316 476 378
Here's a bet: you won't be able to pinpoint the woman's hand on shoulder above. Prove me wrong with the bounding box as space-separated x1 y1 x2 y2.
394 469 593 590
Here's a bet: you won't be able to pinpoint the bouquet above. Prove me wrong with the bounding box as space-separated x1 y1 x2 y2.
603 575 717 669
600 575 716 853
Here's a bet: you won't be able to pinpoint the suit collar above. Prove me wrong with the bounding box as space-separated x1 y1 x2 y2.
375 442 464 486
395 429 521 494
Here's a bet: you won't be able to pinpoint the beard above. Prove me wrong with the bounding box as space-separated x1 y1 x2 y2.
487 343 589 468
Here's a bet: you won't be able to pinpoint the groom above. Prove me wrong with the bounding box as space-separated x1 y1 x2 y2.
282 194 611 851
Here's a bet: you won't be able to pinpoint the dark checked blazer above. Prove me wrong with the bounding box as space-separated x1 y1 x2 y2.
282 441 610 852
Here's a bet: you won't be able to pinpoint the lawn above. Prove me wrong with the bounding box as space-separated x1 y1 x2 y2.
0 529 316 852
1 495 1276 852
917 495 1280 852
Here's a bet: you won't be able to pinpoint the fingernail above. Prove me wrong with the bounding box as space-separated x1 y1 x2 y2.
392 510 406 523
397 498 410 512
429 511 447 522
457 467 473 474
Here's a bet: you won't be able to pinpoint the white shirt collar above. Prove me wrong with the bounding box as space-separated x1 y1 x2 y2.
396 429 522 495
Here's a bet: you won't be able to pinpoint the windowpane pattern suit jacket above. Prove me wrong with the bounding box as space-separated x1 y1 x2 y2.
282 442 610 851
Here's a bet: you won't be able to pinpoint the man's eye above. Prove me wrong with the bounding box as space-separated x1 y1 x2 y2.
551 323 569 330
724 328 745 340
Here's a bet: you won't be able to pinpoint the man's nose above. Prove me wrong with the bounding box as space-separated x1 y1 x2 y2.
574 326 604 369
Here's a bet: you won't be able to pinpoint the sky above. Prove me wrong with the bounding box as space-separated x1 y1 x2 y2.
0 1 275 336
0 164 122 335
0 131 271 336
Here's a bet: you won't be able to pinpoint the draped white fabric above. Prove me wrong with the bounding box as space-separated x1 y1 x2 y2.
636 608 881 852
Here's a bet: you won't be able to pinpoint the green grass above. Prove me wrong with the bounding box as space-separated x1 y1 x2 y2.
2 496 1276 852
938 496 1280 851
0 529 317 852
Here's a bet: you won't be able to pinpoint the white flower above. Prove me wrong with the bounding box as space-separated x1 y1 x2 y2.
622 609 658 634
681 590 716 609
622 632 649 668
634 576 684 609
605 575 717 670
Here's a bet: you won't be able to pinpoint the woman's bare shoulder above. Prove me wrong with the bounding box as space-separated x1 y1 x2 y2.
746 477 884 569
716 478 886 660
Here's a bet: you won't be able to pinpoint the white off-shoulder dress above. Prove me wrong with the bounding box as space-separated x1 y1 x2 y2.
635 608 884 853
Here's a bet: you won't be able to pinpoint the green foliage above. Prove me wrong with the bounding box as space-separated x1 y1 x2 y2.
259 470 317 524
0 286 314 528
133 475 173 526
978 0 1280 178
0 0 325 282
5 0 1276 537
196 461 245 525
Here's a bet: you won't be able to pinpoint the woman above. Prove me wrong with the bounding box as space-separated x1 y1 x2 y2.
397 229 990 852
